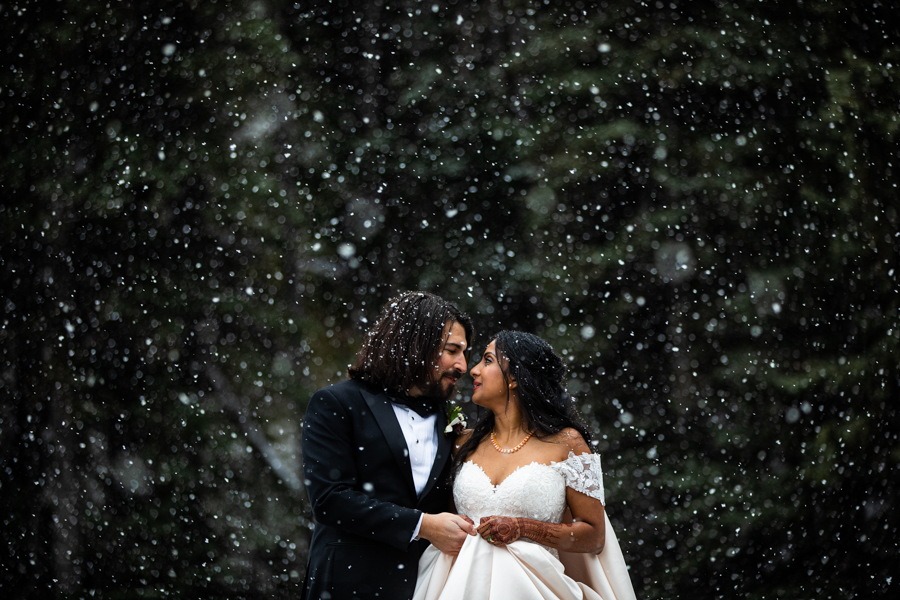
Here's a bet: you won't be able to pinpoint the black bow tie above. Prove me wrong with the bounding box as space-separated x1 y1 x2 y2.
389 393 440 418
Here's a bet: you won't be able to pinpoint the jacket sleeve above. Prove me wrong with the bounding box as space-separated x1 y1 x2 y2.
301 386 421 551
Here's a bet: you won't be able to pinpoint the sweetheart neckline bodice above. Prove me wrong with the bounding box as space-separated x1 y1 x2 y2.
453 459 569 527
464 460 561 489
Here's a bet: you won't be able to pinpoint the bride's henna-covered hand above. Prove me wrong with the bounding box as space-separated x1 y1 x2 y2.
478 516 571 547
478 516 523 545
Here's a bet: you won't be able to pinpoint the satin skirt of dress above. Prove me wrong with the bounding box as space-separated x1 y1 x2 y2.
413 513 636 600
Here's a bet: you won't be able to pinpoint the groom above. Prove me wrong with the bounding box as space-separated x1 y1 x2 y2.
300 291 478 600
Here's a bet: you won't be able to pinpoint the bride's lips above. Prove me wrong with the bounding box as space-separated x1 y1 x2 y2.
472 381 482 390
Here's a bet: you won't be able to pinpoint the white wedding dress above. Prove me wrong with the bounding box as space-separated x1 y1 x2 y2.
414 452 636 600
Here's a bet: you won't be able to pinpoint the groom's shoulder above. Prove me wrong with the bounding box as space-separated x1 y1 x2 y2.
314 377 378 403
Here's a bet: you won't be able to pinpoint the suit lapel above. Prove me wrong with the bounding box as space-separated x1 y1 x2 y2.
361 387 416 496
419 406 451 501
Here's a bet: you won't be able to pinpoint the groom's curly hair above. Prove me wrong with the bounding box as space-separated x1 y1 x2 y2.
348 291 473 394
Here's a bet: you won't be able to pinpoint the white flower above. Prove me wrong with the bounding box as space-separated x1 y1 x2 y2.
444 405 467 434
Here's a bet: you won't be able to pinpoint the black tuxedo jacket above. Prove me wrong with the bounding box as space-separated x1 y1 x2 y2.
300 378 454 600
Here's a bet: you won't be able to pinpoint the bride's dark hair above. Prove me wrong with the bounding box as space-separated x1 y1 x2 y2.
453 330 593 471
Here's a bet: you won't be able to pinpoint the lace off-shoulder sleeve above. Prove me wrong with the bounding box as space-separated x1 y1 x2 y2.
551 451 605 504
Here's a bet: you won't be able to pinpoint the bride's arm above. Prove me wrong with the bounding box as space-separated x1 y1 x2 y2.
448 428 474 514
447 429 475 528
475 490 605 554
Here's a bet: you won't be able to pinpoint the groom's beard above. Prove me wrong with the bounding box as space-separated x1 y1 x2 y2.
418 369 463 402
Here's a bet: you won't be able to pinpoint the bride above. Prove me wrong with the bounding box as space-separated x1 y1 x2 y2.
414 331 636 600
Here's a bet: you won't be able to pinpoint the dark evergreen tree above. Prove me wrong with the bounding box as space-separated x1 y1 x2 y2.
3 0 897 598
2 1 321 596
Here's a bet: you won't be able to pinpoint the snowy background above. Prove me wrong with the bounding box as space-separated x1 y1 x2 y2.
2 1 897 598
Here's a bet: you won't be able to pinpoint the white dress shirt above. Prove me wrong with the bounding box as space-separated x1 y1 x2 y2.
390 402 439 540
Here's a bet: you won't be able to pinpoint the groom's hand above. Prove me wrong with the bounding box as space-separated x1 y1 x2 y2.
419 513 477 556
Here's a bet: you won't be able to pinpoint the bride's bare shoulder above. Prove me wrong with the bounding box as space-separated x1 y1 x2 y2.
543 428 592 458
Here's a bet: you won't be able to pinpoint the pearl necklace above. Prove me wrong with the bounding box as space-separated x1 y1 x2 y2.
490 430 535 454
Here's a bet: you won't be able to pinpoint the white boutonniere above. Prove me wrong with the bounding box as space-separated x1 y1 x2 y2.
444 405 467 435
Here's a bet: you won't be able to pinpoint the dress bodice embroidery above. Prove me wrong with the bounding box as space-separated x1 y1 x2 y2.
453 451 605 528
416 450 635 600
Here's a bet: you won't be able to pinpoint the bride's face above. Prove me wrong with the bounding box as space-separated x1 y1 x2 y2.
469 340 514 408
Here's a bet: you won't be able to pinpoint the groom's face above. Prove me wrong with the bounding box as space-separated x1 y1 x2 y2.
414 320 468 400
